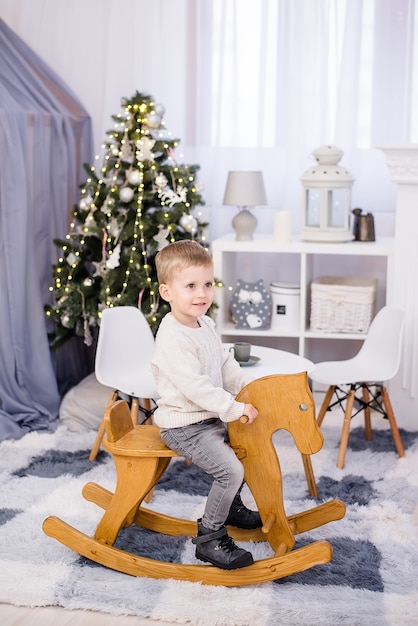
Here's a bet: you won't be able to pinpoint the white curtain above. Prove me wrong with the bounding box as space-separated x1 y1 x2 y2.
1 0 416 239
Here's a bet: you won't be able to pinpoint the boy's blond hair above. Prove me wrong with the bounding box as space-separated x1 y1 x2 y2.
155 240 213 284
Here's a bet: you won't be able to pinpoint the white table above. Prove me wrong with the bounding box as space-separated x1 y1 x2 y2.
223 343 314 381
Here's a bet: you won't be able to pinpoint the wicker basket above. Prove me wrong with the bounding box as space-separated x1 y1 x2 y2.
310 276 377 333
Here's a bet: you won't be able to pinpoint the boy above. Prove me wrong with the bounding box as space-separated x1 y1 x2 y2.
151 240 260 570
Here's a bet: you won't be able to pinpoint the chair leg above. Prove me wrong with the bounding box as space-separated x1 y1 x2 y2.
131 398 139 425
89 390 119 462
337 387 356 469
381 386 405 458
301 454 318 497
316 386 336 427
362 385 372 441
89 420 106 462
140 398 154 425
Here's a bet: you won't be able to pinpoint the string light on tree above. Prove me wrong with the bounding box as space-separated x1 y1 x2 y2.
45 91 208 348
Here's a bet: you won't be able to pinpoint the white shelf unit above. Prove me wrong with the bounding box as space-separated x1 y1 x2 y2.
211 234 395 361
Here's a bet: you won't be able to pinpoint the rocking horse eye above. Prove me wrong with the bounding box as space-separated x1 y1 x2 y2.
299 403 308 411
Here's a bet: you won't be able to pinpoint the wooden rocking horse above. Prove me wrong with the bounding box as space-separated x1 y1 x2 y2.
43 372 346 587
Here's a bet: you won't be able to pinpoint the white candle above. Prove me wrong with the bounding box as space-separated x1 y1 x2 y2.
274 211 291 242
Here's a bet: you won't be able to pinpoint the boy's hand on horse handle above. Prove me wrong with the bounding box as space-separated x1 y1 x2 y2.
240 404 258 424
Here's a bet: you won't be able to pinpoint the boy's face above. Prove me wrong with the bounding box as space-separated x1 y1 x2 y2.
159 264 214 327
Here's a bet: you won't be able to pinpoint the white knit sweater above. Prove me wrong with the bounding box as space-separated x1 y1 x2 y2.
151 313 249 428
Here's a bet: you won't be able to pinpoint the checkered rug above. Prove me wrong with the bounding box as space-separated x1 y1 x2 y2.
1 420 418 625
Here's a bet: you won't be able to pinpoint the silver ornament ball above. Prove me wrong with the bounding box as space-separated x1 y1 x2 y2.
126 169 143 185
180 214 198 233
146 113 162 128
155 174 168 188
119 187 134 203
61 314 72 328
154 103 165 116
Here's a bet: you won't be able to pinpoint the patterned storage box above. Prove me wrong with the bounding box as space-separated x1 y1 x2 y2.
310 276 377 333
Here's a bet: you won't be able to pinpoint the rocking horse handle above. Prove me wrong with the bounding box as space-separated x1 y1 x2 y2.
241 403 308 424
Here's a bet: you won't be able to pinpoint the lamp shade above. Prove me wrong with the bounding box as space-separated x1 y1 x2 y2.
223 171 267 207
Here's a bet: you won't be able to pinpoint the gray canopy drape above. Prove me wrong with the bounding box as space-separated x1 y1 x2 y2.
0 19 93 441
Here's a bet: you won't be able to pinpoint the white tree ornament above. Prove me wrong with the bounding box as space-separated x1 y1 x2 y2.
106 243 121 269
136 137 156 161
153 226 170 250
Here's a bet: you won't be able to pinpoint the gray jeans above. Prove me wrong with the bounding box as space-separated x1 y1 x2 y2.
160 418 244 531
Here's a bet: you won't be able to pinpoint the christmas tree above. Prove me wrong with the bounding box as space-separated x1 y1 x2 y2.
45 92 208 349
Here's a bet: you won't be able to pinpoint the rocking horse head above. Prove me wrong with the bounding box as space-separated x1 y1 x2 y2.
228 372 324 552
229 372 323 455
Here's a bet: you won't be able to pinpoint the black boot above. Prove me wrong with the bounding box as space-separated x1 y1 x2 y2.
225 492 262 529
192 519 253 569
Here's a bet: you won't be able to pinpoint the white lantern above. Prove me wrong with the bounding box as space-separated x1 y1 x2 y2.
301 145 354 242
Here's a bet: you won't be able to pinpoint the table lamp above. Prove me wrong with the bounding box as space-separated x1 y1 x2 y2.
223 171 267 240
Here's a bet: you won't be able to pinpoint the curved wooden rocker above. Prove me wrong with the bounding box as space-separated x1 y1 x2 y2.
43 372 346 587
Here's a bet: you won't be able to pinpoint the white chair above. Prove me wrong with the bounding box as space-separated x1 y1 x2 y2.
310 306 406 469
89 306 159 462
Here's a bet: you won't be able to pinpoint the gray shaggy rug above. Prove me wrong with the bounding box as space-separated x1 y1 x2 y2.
1 421 418 625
